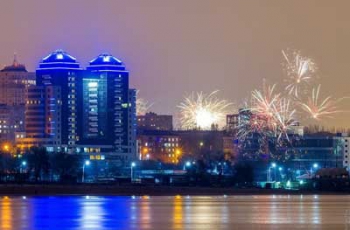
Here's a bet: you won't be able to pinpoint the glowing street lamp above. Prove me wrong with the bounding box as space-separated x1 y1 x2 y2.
310 163 319 177
2 144 10 152
20 161 27 173
142 147 149 160
183 161 191 170
175 148 182 155
131 162 136 181
82 160 90 183
267 163 277 182
286 180 291 188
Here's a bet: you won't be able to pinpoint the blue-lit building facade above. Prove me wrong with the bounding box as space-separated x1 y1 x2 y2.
77 53 136 160
18 50 137 167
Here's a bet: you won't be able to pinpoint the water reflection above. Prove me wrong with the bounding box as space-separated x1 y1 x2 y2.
0 195 349 229
79 197 105 229
1 197 12 230
172 195 183 229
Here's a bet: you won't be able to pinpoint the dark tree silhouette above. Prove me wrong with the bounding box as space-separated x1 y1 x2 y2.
50 153 80 182
23 147 50 182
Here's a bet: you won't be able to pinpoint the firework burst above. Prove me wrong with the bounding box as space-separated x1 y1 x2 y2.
272 98 297 140
136 91 153 115
178 91 234 130
250 83 280 118
300 85 342 120
238 83 298 143
282 49 317 98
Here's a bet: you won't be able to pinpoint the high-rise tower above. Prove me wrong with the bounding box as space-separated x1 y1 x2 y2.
0 55 35 144
20 51 137 165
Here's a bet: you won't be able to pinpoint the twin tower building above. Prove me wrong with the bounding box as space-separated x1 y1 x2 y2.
18 50 137 164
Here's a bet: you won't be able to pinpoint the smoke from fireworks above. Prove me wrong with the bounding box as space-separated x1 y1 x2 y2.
282 49 317 98
178 91 234 130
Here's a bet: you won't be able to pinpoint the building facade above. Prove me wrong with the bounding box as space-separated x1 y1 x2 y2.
0 105 25 144
128 89 137 159
137 130 181 163
0 56 35 144
137 112 173 131
334 133 350 171
0 56 36 105
226 114 239 133
18 50 137 165
77 53 136 163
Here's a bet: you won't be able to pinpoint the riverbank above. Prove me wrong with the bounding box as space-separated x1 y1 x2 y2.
0 184 348 196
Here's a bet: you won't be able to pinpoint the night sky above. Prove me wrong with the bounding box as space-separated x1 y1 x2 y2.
0 1 349 128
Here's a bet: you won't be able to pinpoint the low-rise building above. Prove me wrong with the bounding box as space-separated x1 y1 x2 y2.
137 112 173 131
137 130 181 163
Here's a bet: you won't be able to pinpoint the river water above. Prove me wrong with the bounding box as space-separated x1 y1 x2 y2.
0 195 350 229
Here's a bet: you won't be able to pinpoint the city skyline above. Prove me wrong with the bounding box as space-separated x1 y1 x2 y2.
1 2 350 228
0 0 349 128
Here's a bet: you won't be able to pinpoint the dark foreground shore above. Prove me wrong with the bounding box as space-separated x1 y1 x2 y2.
0 184 348 196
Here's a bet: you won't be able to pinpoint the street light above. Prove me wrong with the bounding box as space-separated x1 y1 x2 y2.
131 162 136 181
277 167 284 182
2 144 10 152
286 180 291 188
82 160 90 183
183 161 191 171
310 163 319 178
267 163 277 182
20 161 27 173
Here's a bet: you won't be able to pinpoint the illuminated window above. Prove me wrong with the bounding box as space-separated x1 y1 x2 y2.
56 54 64 59
103 56 111 62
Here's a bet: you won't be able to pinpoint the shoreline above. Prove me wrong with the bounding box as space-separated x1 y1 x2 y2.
0 184 348 196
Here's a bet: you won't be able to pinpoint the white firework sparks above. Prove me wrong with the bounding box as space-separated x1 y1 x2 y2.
136 91 153 116
300 85 342 120
178 91 234 130
251 83 280 118
282 49 317 98
238 83 298 143
272 98 297 140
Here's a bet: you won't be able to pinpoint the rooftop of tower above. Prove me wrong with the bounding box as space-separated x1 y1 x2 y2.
87 53 126 71
38 49 81 70
1 54 27 72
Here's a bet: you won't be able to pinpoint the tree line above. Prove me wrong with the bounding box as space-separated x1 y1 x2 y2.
0 147 81 183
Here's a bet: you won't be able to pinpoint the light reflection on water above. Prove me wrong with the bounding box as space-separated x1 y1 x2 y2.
0 195 350 229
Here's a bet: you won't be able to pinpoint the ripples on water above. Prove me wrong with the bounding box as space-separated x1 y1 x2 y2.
0 195 350 229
